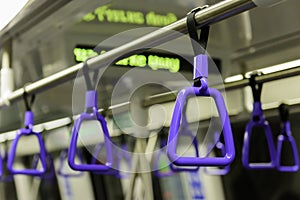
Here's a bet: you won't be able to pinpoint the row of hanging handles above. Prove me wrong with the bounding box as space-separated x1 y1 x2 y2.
242 72 299 172
0 6 299 179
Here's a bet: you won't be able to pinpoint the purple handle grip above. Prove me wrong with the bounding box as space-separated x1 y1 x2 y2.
204 142 230 175
276 121 299 172
194 55 208 80
59 149 83 177
7 111 47 176
167 87 235 167
68 91 113 172
242 102 276 169
24 111 34 128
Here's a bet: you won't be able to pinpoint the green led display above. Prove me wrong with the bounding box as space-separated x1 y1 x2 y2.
146 12 177 27
82 5 177 27
73 47 180 73
116 54 147 67
73 48 98 63
94 5 144 24
148 55 179 72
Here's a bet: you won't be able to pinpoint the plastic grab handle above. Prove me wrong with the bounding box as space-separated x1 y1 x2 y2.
7 111 47 176
277 134 299 172
167 87 235 167
242 102 277 169
204 142 230 175
276 104 299 172
68 91 113 172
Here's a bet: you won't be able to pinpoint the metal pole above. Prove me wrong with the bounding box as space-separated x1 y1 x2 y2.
224 66 300 90
0 0 256 108
2 66 299 140
1 65 299 132
143 66 300 107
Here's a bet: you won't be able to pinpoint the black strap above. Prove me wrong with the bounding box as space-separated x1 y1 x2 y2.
187 6 210 87
23 87 35 111
82 58 99 91
249 73 262 102
279 103 289 122
187 6 210 56
158 127 168 147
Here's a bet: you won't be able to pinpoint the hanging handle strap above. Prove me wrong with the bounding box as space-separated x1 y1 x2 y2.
187 5 210 56
187 6 210 88
7 129 48 176
82 59 100 113
68 60 113 172
249 73 264 122
7 91 47 176
167 7 235 167
249 73 262 103
276 103 299 172
82 59 99 91
23 88 36 128
167 88 235 167
242 73 277 170
279 104 289 119
22 88 35 112
68 108 113 172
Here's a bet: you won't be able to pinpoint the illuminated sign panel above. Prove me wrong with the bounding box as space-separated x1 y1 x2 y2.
82 5 178 27
73 46 183 73
73 48 98 62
